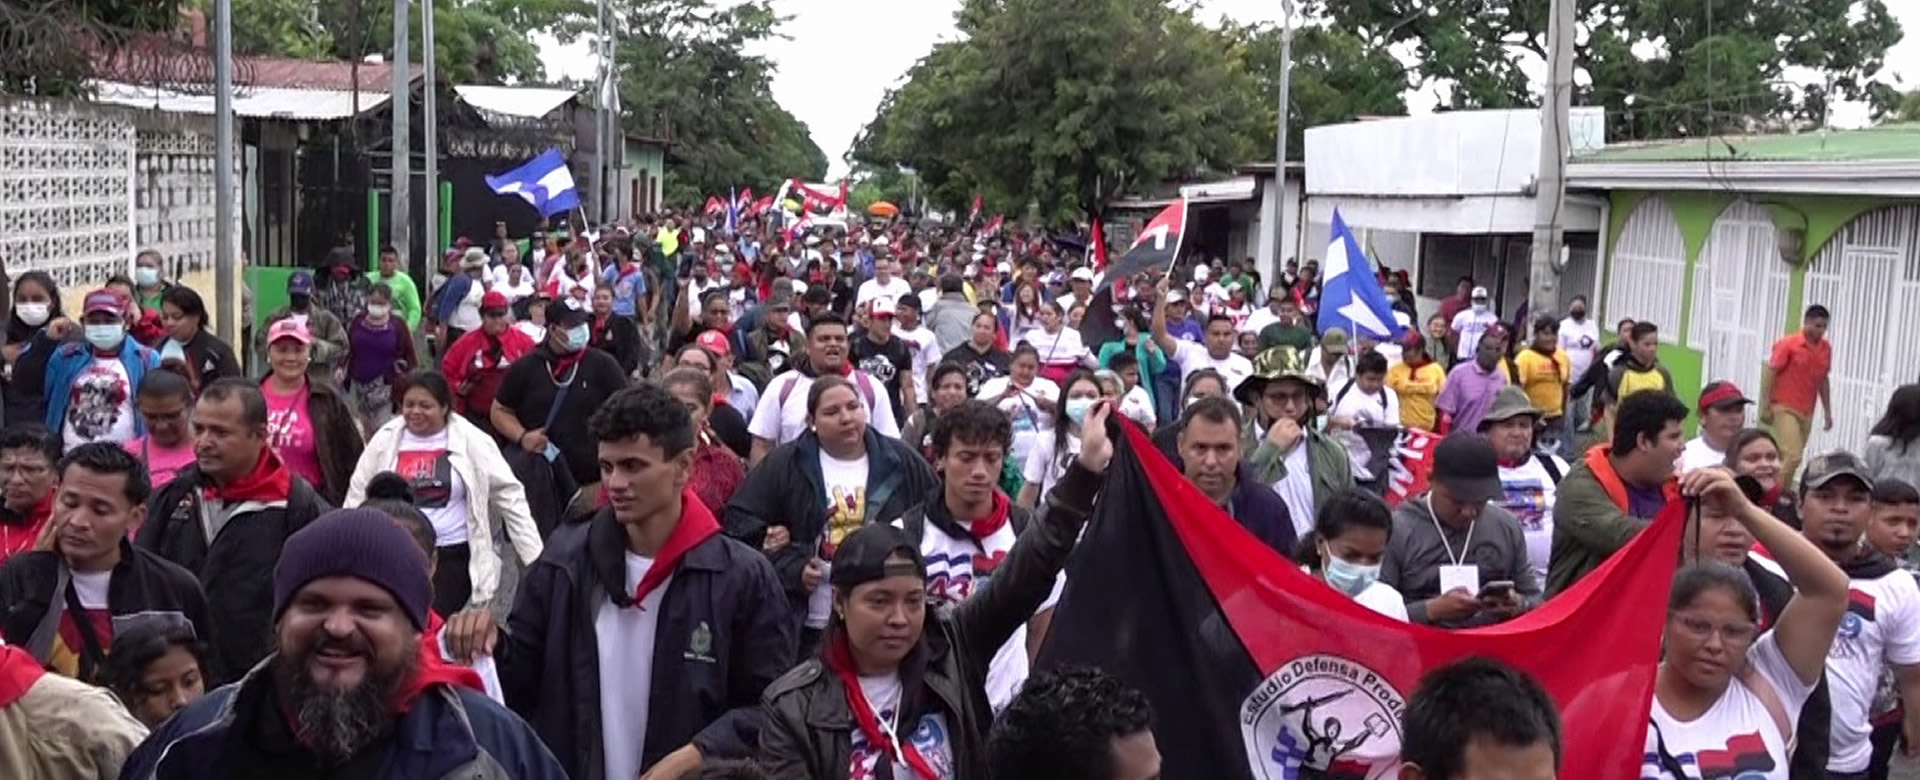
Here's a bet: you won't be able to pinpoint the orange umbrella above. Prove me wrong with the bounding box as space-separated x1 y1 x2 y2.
867 201 899 217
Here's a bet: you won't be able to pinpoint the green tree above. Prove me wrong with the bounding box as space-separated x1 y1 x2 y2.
1317 0 1905 139
1225 22 1411 159
1896 89 1920 123
608 0 826 206
852 0 1263 221
217 0 587 84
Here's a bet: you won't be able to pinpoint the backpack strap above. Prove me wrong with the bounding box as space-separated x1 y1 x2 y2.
1647 719 1694 779
25 563 70 664
775 372 805 408
1535 453 1564 485
1734 661 1796 753
1333 379 1356 411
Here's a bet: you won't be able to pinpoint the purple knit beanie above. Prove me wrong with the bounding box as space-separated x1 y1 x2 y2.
272 508 433 630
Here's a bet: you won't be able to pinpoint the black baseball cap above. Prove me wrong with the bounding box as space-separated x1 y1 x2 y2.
829 525 927 589
1430 433 1502 503
548 302 591 328
1800 451 1874 493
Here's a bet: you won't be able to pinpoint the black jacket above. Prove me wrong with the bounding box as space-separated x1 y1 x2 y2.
589 314 643 376
175 329 243 390
137 463 330 682
723 429 938 618
0 541 212 684
757 461 1103 780
498 508 796 779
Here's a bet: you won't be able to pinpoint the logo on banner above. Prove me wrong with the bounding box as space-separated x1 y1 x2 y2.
1241 655 1404 780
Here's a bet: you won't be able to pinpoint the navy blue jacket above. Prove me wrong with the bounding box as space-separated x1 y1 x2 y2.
117 661 567 780
1229 460 1298 560
500 509 796 779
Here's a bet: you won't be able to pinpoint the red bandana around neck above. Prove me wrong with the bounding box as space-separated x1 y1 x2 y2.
628 488 721 606
968 491 1012 541
398 611 487 712
824 635 940 780
202 446 293 504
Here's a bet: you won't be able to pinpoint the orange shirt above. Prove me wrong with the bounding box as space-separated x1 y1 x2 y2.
1768 332 1830 417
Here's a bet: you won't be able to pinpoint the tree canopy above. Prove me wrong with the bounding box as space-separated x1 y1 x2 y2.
608 0 826 206
1316 0 1905 138
217 0 586 84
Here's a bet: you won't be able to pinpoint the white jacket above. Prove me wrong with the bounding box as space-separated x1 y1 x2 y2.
346 414 544 607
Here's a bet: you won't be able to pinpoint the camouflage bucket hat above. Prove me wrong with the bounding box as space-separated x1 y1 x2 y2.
1235 345 1322 406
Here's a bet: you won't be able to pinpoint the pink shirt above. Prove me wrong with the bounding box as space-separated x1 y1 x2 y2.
264 382 324 489
122 436 196 490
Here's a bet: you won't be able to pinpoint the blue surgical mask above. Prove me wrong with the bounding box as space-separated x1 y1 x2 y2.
135 267 160 287
1322 544 1381 597
1065 397 1096 427
564 324 590 352
85 323 126 351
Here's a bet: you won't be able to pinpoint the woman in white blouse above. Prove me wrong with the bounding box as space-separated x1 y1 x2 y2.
974 344 1059 474
1021 301 1093 386
1018 369 1102 509
1641 468 1847 780
345 370 544 613
1301 488 1408 620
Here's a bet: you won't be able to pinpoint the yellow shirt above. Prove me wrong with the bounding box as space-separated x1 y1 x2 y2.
1387 361 1447 431
1514 348 1572 417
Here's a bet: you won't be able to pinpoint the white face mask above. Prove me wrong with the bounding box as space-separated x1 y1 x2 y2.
367 303 392 320
15 302 49 327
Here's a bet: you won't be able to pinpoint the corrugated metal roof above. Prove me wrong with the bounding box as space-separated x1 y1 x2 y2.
453 85 577 119
90 81 390 120
1573 123 1920 164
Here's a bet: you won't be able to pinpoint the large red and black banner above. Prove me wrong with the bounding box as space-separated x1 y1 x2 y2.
1038 421 1684 780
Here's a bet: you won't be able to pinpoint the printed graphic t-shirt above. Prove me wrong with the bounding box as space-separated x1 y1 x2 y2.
1496 454 1565 584
807 450 870 628
1641 631 1812 779
264 382 324 488
849 673 956 780
1823 571 1920 772
913 518 1065 712
63 356 136 451
396 428 470 546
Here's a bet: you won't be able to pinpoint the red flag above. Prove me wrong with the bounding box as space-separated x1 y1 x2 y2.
749 195 774 215
1384 428 1439 506
969 193 983 225
737 187 754 208
1039 421 1682 780
703 196 724 215
982 214 1005 236
1090 216 1109 270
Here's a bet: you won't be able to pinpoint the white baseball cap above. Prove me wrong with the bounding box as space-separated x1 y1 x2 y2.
1070 267 1096 282
1193 265 1211 282
1471 285 1490 299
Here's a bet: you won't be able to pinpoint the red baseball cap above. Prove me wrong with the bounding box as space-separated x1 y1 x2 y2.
695 330 731 357
1698 381 1752 412
481 291 511 311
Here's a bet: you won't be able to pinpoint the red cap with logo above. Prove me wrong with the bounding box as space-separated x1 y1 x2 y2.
695 330 731 357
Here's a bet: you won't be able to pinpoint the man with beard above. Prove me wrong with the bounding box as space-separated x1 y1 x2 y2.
120 509 568 779
747 313 899 465
446 384 791 780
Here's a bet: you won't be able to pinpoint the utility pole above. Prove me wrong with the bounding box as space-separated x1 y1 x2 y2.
422 0 438 265
1270 0 1295 281
213 0 236 343
596 0 618 225
391 0 412 259
1527 0 1574 315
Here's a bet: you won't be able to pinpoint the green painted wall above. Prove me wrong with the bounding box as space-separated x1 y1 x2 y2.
1597 189 1907 435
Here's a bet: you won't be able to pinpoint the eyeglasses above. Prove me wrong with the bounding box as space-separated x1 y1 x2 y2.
0 461 50 478
1670 613 1757 645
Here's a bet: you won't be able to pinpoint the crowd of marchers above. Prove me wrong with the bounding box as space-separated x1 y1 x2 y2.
0 207 1914 780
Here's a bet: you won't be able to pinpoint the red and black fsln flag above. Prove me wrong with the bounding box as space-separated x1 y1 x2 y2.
1037 420 1689 780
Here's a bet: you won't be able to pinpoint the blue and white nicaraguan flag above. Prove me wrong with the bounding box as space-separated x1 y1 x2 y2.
1317 209 1407 342
485 148 581 217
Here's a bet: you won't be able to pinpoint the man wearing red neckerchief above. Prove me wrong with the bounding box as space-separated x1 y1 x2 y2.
887 400 1056 712
445 383 792 780
138 378 331 682
0 427 58 565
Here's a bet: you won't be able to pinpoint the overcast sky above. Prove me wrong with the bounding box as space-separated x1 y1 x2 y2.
542 0 1920 179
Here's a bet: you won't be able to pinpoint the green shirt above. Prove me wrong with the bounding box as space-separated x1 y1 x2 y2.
366 270 424 330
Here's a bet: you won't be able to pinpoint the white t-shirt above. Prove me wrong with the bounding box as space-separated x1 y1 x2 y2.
974 376 1060 471
856 277 914 311
1559 316 1602 379
1354 580 1409 622
1272 442 1316 539
848 674 958 780
1018 327 1088 367
1021 434 1081 504
596 552 668 780
488 267 537 302
1308 350 1355 391
1328 381 1399 481
1678 437 1727 475
895 325 940 401
1240 306 1282 336
63 356 137 451
910 516 1065 712
808 450 871 629
1496 453 1566 584
1824 570 1920 772
1201 282 1231 312
1642 632 1813 780
748 370 901 446
72 569 110 609
1172 340 1253 392
395 429 471 546
1450 309 1501 359
450 280 485 331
